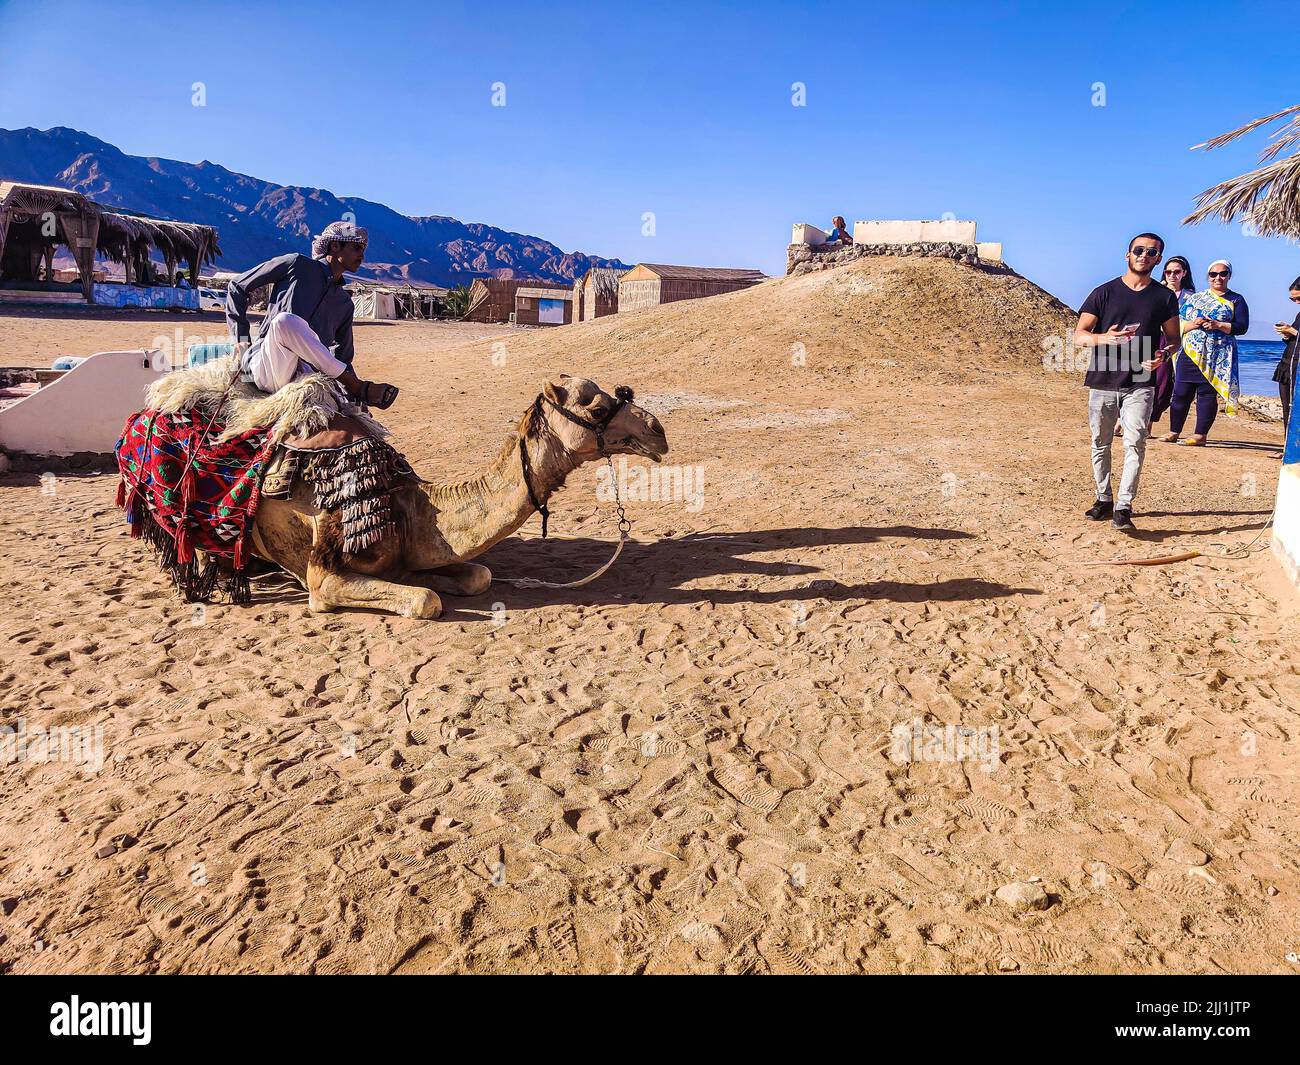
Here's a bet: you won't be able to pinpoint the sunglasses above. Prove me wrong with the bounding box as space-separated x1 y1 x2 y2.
1208 271 1230 278
1130 247 1161 258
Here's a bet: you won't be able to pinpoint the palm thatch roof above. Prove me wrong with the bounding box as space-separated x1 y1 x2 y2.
97 211 221 268
583 266 628 301
1183 104 1300 239
0 180 221 269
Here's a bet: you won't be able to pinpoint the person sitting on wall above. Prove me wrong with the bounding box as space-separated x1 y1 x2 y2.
225 221 399 409
825 216 853 246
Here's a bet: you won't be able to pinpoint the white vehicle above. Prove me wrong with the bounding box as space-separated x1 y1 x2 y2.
197 287 224 312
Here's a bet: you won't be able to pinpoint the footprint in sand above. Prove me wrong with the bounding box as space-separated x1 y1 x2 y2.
955 796 1017 824
758 749 812 791
711 751 784 814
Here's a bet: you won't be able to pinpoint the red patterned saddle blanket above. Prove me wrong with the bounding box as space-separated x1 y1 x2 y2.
114 409 276 603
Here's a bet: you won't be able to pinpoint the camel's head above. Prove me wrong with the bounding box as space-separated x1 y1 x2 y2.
536 375 669 463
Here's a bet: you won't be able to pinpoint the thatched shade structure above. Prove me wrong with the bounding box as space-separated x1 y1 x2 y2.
1184 104 1300 239
577 266 627 321
0 180 221 301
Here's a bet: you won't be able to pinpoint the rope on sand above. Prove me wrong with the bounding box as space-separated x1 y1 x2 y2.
1077 500 1278 567
494 533 628 589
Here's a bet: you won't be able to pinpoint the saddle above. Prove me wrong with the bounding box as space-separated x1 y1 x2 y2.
261 412 417 555
262 413 375 496
148 359 414 555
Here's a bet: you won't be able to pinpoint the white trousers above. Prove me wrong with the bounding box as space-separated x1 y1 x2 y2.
246 312 347 393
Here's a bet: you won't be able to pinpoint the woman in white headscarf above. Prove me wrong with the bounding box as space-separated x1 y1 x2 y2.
1160 258 1247 446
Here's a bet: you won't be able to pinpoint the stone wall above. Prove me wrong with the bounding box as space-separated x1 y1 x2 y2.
786 240 997 277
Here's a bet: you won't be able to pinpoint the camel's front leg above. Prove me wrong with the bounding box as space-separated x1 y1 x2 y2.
406 562 492 597
307 564 442 618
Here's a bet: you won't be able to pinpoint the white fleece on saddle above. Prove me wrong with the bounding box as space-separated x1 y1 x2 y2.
145 356 388 447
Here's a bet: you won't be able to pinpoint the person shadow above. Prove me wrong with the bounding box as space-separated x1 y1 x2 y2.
1201 439 1283 454
1125 507 1273 543
431 524 1041 617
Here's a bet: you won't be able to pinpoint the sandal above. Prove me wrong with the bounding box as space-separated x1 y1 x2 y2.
363 381 400 410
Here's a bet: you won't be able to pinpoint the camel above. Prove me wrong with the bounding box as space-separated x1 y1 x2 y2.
239 374 668 619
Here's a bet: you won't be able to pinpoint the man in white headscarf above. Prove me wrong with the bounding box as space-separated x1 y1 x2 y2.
226 220 399 408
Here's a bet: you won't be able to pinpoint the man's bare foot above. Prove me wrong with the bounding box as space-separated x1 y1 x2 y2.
1157 431 1179 443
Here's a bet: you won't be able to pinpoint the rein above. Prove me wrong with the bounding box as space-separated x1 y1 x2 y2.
496 385 635 590
516 384 633 540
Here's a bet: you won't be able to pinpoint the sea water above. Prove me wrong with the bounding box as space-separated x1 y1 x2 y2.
1237 338 1286 397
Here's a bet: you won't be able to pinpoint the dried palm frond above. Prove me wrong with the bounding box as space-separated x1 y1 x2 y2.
1185 104 1300 238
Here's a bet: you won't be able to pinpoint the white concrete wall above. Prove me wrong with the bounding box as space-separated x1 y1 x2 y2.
791 223 828 245
976 242 1003 263
853 219 978 245
1273 464 1300 594
0 350 165 456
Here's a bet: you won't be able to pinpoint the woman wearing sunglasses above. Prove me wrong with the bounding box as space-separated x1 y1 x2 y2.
1160 259 1248 445
1149 256 1195 430
1271 276 1300 435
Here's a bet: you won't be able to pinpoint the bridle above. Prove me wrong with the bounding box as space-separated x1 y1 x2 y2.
518 384 634 539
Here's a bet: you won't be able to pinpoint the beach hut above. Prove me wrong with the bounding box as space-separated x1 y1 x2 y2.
463 278 571 324
578 267 627 321
0 180 220 304
616 263 765 313
515 285 573 325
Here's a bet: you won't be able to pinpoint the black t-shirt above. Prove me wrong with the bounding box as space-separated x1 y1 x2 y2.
1079 277 1180 389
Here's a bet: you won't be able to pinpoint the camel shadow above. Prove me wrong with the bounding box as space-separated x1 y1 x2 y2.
434 525 1039 616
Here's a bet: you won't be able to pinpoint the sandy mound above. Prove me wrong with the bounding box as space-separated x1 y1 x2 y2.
422 256 1077 396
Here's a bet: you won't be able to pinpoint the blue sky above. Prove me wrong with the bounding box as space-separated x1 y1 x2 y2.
2 0 1298 334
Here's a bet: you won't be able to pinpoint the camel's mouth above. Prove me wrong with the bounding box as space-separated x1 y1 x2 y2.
627 437 669 462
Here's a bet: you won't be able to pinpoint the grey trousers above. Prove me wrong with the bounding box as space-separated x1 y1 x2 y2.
1088 386 1154 509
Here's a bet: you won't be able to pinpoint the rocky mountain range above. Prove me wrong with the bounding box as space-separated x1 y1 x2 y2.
0 126 628 287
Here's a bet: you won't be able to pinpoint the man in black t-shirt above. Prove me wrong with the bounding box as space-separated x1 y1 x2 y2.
1074 233 1181 532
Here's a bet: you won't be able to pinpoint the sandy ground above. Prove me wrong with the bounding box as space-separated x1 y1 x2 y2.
1 257 1298 974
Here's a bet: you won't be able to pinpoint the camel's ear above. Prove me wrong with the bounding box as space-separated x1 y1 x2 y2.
544 380 568 406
